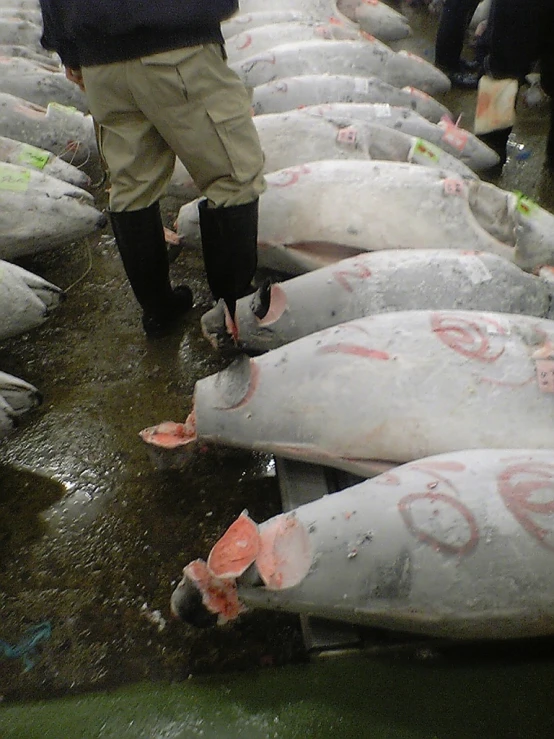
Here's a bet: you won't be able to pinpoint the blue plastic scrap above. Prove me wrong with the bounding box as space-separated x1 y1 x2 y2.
0 621 52 672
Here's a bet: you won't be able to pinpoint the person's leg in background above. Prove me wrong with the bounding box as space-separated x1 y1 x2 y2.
434 0 482 88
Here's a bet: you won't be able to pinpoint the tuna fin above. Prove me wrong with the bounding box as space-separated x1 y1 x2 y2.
251 277 272 320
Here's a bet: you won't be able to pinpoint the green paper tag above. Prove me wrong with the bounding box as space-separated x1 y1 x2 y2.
17 143 50 170
0 163 31 191
411 138 441 164
48 102 78 114
515 191 537 217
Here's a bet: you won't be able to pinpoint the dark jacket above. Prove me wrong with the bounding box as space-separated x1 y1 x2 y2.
39 0 238 69
485 0 554 95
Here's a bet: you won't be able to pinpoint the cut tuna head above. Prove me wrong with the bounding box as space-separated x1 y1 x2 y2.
170 559 247 626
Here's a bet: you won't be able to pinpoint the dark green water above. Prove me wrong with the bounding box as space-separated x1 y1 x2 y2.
1 653 553 739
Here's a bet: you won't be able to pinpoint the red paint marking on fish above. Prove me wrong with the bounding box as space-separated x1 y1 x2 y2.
398 492 480 556
431 313 506 363
271 164 312 188
333 261 373 292
236 34 252 51
319 344 390 360
498 463 554 552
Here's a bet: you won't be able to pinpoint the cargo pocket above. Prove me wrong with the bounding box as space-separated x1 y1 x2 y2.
203 90 264 184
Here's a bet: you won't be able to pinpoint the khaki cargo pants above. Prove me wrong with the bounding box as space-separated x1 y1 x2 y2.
81 44 266 212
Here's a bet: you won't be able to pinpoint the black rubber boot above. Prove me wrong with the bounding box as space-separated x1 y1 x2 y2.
109 202 193 338
198 199 259 319
477 127 512 167
546 99 554 171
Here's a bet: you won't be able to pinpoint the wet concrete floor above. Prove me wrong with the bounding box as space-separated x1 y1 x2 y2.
0 1 553 705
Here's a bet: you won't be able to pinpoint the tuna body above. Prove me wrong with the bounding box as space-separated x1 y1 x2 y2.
0 259 64 341
251 74 452 123
0 93 98 166
173 449 554 640
301 102 500 170
200 250 554 354
177 160 554 275
0 162 106 260
168 112 475 200
189 310 554 476
231 39 451 96
0 370 41 439
0 135 91 188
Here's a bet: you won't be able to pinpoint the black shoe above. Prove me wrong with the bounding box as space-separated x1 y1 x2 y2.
459 58 482 73
546 101 554 171
198 199 259 320
109 203 194 337
477 127 512 167
448 70 481 89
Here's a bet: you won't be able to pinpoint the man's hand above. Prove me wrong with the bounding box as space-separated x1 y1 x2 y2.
65 67 85 92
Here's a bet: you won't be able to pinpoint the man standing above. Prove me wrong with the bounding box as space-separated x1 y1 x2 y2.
38 0 266 337
478 0 554 168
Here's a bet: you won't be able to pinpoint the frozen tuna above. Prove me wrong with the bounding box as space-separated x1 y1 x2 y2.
200 250 554 354
225 20 363 64
171 449 554 640
0 92 98 166
0 44 57 64
0 259 64 341
336 0 411 41
150 310 554 476
177 161 554 275
0 370 41 439
0 18 42 49
222 11 312 39
168 111 475 201
301 102 500 170
251 74 451 123
0 162 107 260
0 135 91 188
230 39 451 96
237 0 411 42
0 56 88 112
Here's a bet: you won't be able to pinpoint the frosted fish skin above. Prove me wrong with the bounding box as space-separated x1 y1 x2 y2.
200 250 554 354
0 56 88 112
0 370 41 439
0 18 42 49
0 44 57 64
0 135 91 188
251 74 452 123
173 449 554 640
0 92 98 166
0 7 42 23
301 102 500 171
177 160 525 275
236 0 411 42
225 21 363 64
336 0 411 41
168 111 476 201
231 39 451 96
190 310 554 476
0 259 64 341
0 162 107 260
222 11 312 39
